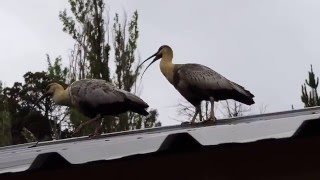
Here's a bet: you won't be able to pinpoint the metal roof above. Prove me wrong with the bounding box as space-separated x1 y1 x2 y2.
1 106 320 174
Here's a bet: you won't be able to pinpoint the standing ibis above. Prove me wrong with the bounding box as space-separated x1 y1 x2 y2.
139 45 254 124
35 79 149 136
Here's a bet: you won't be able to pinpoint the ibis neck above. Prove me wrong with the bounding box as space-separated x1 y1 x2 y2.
53 89 71 106
160 58 175 84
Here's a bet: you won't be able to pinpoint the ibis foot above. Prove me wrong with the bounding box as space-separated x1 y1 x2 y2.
201 116 217 125
181 121 201 127
88 132 101 138
181 121 191 125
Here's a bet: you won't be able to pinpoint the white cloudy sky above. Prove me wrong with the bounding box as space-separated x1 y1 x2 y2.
1 0 320 126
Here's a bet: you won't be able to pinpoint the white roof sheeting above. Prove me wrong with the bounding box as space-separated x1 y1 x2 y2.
1 106 320 174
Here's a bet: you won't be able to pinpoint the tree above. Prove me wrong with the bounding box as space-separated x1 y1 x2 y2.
112 11 160 131
20 56 69 141
0 57 69 146
301 65 320 107
46 55 70 139
1 1 163 145
59 0 160 136
2 80 46 144
2 71 57 144
59 0 110 81
59 0 112 136
47 55 69 83
0 81 12 146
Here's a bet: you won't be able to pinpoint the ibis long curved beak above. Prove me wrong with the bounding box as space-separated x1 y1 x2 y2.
138 52 161 79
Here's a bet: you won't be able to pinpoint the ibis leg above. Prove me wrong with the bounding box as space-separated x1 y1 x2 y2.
190 104 201 123
207 97 217 123
89 118 103 137
198 105 203 121
190 110 198 124
181 104 201 125
72 114 101 136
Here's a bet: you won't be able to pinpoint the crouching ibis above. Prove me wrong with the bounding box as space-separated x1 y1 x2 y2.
139 45 254 124
35 79 149 136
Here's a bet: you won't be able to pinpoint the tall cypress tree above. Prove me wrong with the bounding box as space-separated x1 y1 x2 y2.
301 65 320 107
112 11 160 131
0 81 12 146
59 0 161 135
59 0 110 81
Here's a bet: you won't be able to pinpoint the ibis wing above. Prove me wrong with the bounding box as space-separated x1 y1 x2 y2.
70 79 126 107
117 89 149 108
176 63 234 91
176 64 254 104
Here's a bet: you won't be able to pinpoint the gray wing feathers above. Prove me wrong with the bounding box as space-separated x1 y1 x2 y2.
85 87 125 106
70 79 125 107
69 79 149 108
178 64 253 98
117 89 149 107
230 82 254 98
178 64 233 90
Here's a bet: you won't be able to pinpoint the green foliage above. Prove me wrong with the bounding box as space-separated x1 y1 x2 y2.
59 0 112 135
59 0 161 136
68 108 96 136
301 65 320 107
0 81 4 111
47 55 68 83
1 1 162 145
144 109 161 128
113 11 139 91
0 82 12 146
2 72 53 144
45 56 70 139
112 11 161 131
59 0 110 81
0 109 12 146
0 56 69 146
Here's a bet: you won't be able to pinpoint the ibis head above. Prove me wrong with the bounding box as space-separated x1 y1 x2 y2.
34 83 69 107
46 83 64 95
139 45 173 79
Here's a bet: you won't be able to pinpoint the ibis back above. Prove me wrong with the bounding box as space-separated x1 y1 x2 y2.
172 63 254 106
68 79 149 118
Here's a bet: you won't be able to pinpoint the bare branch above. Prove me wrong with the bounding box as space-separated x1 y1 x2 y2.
259 103 268 114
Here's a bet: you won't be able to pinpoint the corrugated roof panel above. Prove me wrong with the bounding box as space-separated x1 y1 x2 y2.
0 106 320 174
191 113 317 145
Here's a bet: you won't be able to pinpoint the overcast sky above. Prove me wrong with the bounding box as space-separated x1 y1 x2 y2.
1 0 320 126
